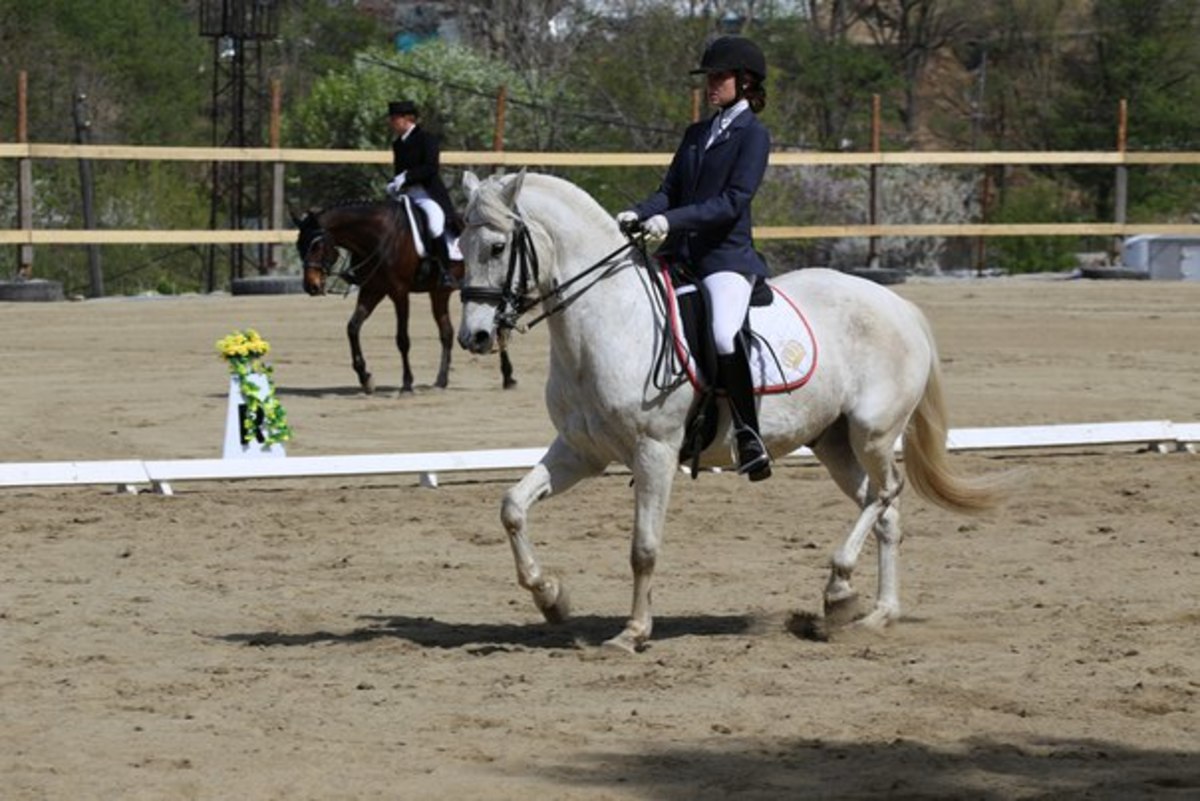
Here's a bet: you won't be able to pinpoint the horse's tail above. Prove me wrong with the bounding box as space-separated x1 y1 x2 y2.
902 317 1004 514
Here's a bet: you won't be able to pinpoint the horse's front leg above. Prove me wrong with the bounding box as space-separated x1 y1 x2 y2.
501 437 604 624
498 341 517 389
348 286 385 394
429 288 453 389
391 291 414 393
605 437 678 653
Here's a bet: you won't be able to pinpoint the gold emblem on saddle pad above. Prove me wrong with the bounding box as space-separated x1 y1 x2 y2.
781 340 808 371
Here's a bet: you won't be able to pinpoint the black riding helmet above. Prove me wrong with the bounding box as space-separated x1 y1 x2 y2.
690 36 766 82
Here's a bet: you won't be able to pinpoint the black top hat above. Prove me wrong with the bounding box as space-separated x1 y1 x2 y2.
387 100 419 117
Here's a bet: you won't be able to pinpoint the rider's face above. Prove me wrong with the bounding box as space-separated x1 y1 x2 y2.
706 70 738 107
388 114 416 136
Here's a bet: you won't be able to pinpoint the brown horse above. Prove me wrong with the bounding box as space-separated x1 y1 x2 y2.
295 200 515 393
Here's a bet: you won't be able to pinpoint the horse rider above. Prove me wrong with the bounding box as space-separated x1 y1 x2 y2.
385 99 458 288
616 35 773 481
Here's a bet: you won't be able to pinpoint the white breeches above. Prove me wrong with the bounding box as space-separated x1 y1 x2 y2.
702 271 754 355
407 188 445 238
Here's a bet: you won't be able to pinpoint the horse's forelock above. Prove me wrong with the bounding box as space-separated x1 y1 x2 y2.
465 177 520 232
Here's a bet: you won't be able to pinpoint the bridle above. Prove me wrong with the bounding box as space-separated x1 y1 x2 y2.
301 231 338 276
459 220 541 331
460 215 636 333
300 216 392 289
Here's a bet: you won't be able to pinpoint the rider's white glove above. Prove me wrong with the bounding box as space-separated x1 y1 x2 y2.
615 210 639 227
386 172 407 197
643 214 670 238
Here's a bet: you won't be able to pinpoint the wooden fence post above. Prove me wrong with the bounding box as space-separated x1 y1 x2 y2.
1113 98 1128 264
269 78 284 272
17 71 33 279
867 94 881 268
493 85 507 159
72 91 103 297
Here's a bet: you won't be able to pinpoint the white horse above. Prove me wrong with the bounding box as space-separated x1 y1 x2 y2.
456 169 1000 652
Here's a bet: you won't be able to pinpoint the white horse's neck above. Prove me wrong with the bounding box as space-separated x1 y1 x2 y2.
517 176 662 372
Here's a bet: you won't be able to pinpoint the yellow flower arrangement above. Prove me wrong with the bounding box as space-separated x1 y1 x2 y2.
215 328 292 447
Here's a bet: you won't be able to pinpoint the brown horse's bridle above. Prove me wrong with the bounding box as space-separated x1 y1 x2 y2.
301 225 390 290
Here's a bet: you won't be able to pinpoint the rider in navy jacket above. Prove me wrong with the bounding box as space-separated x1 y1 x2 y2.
629 94 770 280
618 36 773 481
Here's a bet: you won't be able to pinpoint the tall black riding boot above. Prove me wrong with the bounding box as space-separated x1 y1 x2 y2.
431 234 458 289
717 350 772 481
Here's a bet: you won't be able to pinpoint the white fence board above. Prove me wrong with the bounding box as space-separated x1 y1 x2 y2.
0 422 1192 493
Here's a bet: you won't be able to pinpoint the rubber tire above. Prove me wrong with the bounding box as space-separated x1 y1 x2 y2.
0 279 64 302
1080 267 1149 281
230 275 306 296
843 267 907 286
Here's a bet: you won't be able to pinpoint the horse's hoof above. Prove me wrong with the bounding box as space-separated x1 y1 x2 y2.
601 631 643 654
823 591 864 628
503 378 518 390
534 577 570 624
851 606 897 631
361 376 375 395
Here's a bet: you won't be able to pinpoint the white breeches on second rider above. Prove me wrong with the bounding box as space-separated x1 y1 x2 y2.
406 187 445 238
702 271 754 356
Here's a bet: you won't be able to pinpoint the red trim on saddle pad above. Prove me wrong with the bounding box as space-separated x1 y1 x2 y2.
659 263 818 396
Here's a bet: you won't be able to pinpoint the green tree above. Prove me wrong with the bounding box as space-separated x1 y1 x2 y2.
1035 0 1200 219
285 42 537 207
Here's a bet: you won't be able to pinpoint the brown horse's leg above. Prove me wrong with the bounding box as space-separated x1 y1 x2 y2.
429 287 454 389
349 285 385 394
499 340 517 389
391 289 415 393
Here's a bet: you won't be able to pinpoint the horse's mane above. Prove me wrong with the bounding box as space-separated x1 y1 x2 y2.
466 172 610 233
310 197 394 217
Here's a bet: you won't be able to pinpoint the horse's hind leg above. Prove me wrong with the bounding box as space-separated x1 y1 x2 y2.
811 422 905 629
429 288 453 389
501 437 604 625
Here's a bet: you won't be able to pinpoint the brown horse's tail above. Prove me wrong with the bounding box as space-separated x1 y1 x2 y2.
903 320 1004 514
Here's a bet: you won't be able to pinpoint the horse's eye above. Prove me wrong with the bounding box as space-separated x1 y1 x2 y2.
490 241 506 259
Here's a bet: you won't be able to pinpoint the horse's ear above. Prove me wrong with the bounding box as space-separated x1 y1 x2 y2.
462 170 480 196
288 203 303 227
498 168 526 209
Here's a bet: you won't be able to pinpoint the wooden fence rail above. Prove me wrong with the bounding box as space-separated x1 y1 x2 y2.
4 143 1200 247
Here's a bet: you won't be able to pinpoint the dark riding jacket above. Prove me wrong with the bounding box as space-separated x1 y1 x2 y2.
392 125 459 232
632 109 769 279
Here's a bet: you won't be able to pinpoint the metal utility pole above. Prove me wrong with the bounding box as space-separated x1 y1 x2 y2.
198 0 280 292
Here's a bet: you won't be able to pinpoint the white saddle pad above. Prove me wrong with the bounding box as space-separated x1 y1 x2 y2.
664 270 818 395
398 196 461 261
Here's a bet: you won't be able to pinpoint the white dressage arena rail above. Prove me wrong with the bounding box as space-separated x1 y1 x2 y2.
1 421 1195 495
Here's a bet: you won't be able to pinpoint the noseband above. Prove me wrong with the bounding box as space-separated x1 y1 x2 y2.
460 221 541 332
302 232 337 277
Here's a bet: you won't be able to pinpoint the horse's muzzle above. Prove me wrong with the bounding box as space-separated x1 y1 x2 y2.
458 326 495 355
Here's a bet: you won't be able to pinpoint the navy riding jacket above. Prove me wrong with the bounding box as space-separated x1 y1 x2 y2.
632 109 770 278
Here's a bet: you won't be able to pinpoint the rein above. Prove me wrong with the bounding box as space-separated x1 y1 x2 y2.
461 218 636 334
303 204 402 289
